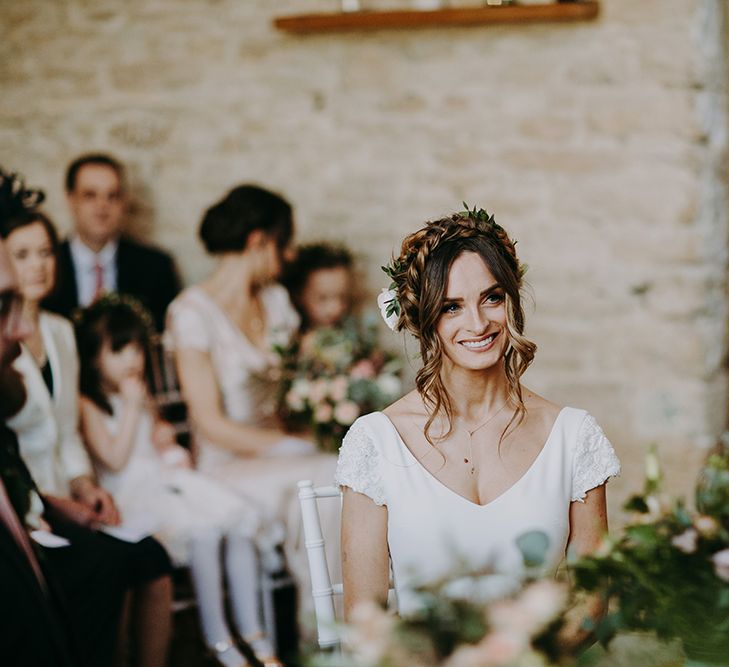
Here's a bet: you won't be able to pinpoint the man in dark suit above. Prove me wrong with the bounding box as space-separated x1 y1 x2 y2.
43 153 180 330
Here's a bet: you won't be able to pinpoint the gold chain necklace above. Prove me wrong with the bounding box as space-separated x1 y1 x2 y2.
463 401 510 475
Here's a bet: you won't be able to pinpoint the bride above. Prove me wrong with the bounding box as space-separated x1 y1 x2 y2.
336 207 620 648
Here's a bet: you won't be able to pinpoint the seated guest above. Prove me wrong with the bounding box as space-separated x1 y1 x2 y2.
77 296 282 667
166 185 340 601
280 243 403 452
0 169 173 667
0 235 78 666
43 153 180 331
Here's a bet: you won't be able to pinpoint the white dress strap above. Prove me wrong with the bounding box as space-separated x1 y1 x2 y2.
571 413 621 502
334 420 386 506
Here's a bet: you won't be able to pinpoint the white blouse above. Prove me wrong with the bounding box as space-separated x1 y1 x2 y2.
8 312 92 497
335 407 620 613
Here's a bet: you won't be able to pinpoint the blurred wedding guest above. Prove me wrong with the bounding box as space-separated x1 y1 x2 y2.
0 237 79 666
166 185 340 597
77 296 282 667
43 153 180 331
283 242 354 334
0 170 173 667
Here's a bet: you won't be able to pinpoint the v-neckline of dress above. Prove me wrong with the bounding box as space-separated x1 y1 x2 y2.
374 407 566 509
192 285 269 354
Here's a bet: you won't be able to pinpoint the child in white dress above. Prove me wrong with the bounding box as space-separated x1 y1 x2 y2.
76 296 281 667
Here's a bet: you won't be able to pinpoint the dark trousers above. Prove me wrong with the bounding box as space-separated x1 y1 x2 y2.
42 517 172 667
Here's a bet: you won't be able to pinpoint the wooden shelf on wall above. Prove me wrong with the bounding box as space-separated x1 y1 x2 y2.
273 2 599 34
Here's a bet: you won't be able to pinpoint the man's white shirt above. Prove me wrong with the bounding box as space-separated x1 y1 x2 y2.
69 236 119 306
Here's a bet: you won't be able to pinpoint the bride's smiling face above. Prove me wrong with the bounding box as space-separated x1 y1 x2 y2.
435 251 508 372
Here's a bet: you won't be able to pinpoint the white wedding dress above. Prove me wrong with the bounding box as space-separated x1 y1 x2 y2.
335 407 620 614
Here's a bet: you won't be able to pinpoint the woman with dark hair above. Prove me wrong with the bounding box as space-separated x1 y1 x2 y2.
166 184 339 606
0 170 173 667
336 208 620 648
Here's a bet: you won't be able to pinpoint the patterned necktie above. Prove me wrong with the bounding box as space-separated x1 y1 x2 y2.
93 261 104 302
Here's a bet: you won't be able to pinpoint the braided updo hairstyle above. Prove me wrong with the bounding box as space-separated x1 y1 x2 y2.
388 209 536 443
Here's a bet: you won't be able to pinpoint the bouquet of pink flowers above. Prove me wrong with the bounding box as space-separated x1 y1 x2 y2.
277 317 403 452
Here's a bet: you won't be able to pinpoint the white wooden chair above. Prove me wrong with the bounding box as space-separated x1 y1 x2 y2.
297 480 344 649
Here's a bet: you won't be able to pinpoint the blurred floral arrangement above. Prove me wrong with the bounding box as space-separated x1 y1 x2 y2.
276 316 403 452
304 440 729 667
571 442 729 665
310 530 573 667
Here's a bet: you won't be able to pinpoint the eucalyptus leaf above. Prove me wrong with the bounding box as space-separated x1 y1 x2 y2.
516 530 550 568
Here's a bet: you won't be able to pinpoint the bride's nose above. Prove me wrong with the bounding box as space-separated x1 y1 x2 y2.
464 302 488 334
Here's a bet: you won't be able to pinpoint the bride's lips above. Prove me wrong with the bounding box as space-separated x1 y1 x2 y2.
458 331 499 351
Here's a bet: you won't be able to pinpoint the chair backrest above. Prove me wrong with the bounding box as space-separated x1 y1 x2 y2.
297 480 343 649
147 333 192 450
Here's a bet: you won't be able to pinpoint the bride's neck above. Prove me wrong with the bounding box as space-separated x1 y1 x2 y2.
440 363 511 421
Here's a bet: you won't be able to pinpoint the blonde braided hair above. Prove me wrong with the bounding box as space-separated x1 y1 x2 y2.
388 207 536 444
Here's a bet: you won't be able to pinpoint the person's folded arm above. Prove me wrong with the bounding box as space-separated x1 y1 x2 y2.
175 347 286 456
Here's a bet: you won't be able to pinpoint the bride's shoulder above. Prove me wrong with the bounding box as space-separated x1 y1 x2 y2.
382 390 425 421
522 390 563 423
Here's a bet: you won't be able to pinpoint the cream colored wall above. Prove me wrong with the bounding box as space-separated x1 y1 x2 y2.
2 0 728 515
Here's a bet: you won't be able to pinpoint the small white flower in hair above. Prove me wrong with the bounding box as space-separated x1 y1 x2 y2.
377 288 400 331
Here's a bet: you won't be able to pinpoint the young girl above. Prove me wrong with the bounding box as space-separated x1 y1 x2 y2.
76 296 281 667
283 242 354 336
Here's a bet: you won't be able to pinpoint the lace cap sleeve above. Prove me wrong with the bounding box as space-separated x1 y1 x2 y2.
571 413 621 502
335 420 386 506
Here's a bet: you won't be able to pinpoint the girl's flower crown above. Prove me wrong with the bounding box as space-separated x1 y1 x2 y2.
72 292 156 336
377 204 524 331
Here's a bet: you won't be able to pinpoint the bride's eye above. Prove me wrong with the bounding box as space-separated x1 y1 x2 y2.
441 302 460 314
484 292 504 305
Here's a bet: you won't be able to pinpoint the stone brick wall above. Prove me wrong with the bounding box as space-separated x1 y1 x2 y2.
2 0 728 513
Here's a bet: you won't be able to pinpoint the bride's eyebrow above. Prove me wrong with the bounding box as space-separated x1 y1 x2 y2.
443 282 500 303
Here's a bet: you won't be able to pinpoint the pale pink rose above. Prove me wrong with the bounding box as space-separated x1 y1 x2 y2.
695 515 719 537
671 528 698 554
308 379 330 404
487 599 534 635
350 358 376 380
334 400 360 425
445 631 526 667
712 548 729 582
314 403 333 423
344 600 395 664
285 388 305 412
515 580 568 633
329 375 349 402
